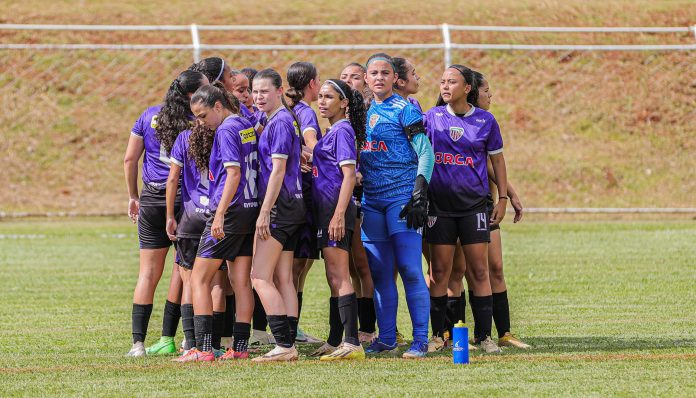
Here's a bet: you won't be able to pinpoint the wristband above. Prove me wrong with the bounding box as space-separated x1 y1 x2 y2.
498 196 509 200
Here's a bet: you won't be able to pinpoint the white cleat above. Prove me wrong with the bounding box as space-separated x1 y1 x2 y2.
125 342 146 357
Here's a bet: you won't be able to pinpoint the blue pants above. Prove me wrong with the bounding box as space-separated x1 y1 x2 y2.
361 196 430 345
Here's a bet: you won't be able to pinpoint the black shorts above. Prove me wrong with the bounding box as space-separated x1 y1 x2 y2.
138 205 181 249
425 211 490 246
196 228 254 262
270 223 302 252
294 223 320 260
316 228 352 253
176 237 228 271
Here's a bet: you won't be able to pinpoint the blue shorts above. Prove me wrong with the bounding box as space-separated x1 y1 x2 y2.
361 196 422 242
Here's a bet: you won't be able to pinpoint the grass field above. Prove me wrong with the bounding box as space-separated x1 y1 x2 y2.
0 218 695 397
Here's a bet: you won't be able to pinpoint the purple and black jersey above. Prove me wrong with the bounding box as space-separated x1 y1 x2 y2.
207 115 260 234
407 96 424 114
424 104 503 216
294 100 322 222
258 107 306 225
311 119 358 230
169 130 210 238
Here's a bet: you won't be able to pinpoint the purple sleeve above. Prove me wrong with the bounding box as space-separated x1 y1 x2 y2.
268 121 292 158
423 111 433 141
298 108 320 136
336 127 357 166
399 103 424 128
169 133 186 167
486 117 504 154
220 128 243 167
131 112 145 137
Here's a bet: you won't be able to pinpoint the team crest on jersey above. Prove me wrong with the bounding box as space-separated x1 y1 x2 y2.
292 121 300 137
150 115 158 129
369 114 380 128
449 127 464 142
208 170 214 181
200 196 209 206
427 216 437 228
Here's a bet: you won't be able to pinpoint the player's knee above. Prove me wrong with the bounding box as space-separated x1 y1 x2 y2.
469 264 489 283
489 265 505 284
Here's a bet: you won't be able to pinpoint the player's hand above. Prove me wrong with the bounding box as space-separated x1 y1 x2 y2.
355 171 363 186
212 213 225 240
328 211 346 241
510 194 523 223
490 198 507 226
256 210 271 240
166 217 178 241
128 198 140 224
398 175 428 229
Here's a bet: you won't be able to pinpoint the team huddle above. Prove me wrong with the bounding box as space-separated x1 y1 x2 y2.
123 52 529 363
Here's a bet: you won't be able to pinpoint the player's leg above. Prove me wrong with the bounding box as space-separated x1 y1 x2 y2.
352 216 376 343
128 247 168 357
220 235 255 360
146 264 182 355
210 268 227 357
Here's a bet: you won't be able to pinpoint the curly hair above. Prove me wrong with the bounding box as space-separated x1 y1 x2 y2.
188 81 240 171
155 70 206 153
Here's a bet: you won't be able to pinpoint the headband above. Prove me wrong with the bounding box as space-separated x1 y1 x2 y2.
325 80 347 100
366 56 394 70
214 59 225 82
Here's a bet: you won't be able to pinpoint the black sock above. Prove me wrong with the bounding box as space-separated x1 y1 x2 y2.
267 315 292 348
297 292 303 321
429 295 449 338
445 296 457 338
252 290 268 331
132 303 153 343
194 315 213 352
327 297 343 347
358 297 376 334
233 322 251 353
223 295 236 338
181 304 196 350
288 316 299 343
470 295 493 342
492 290 511 338
161 300 181 338
212 311 225 350
338 293 359 346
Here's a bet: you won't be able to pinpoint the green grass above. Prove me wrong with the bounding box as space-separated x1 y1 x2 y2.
0 218 695 397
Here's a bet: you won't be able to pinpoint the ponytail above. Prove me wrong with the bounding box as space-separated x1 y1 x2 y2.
285 62 317 108
156 70 206 153
190 81 240 115
325 79 366 154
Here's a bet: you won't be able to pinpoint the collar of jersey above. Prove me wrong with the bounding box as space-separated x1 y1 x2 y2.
328 118 349 132
222 114 239 124
373 93 398 105
446 103 476 117
266 105 284 122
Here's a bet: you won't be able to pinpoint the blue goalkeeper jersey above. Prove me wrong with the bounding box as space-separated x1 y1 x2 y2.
361 94 423 199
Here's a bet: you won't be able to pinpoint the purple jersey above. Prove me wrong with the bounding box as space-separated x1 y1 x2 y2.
424 104 503 215
311 119 358 229
407 96 424 114
240 103 258 128
294 101 322 222
258 107 306 225
131 104 170 187
170 130 210 237
208 115 260 233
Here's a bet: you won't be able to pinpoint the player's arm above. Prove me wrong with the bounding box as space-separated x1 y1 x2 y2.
124 134 144 223
212 165 241 240
329 163 356 241
165 162 182 240
256 157 286 240
489 152 508 225
487 157 523 223
399 115 435 229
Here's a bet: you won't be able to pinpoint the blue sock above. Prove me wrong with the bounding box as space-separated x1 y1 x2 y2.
393 232 430 345
363 240 398 346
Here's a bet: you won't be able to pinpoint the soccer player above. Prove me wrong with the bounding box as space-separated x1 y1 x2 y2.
240 67 258 110
284 62 322 343
360 53 434 359
249 69 306 362
309 79 366 360
392 57 423 113
424 64 508 354
174 83 259 362
339 63 377 343
123 69 208 357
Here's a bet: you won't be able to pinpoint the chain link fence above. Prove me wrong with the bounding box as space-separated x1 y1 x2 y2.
1 25 695 214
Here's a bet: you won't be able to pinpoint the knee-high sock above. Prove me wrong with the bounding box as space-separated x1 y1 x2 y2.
161 300 181 338
392 232 430 345
338 293 359 346
363 240 398 346
492 290 511 338
327 297 343 347
181 304 196 350
252 289 268 331
132 304 153 344
223 295 235 338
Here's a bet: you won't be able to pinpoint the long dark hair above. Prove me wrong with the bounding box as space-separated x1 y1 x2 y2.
188 81 240 171
191 57 226 83
467 71 485 108
325 79 366 152
392 57 411 92
435 64 477 107
255 68 301 129
285 62 317 107
155 70 206 153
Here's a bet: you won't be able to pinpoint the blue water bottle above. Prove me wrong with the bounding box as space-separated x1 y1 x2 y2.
452 320 469 364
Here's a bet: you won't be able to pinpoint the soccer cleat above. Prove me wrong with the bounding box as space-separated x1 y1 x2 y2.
295 327 321 343
480 336 502 353
219 348 249 361
427 336 448 353
249 329 275 346
469 343 478 351
499 332 531 349
309 342 338 357
146 336 176 355
251 345 299 363
358 331 376 344
395 331 407 347
125 342 146 357
213 348 225 359
319 343 366 361
365 340 399 354
172 348 215 363
402 341 428 359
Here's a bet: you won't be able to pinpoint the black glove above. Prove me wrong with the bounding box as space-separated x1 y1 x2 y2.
399 175 428 229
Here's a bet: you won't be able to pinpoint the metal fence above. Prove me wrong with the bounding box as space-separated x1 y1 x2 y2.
1 24 695 216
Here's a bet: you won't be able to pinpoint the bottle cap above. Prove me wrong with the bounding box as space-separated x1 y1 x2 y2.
454 320 466 327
